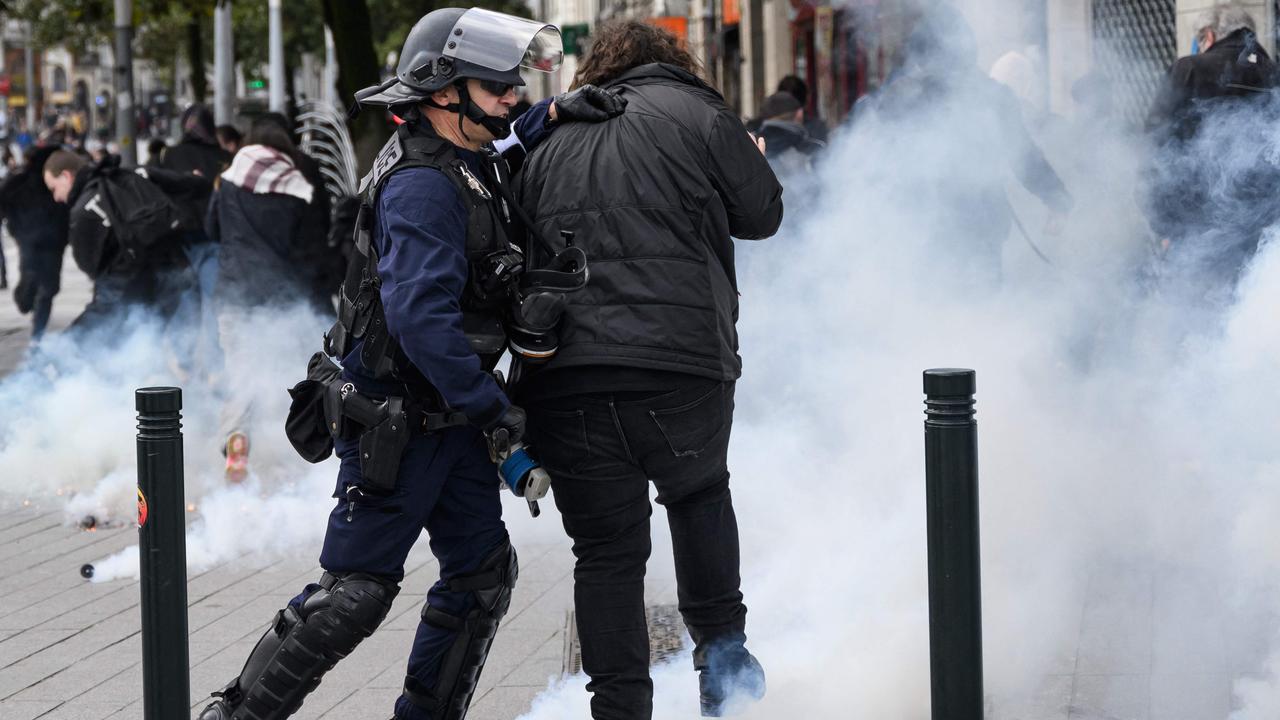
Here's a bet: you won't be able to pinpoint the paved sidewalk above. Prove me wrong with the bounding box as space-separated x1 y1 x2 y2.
0 500 1258 720
0 504 575 720
0 238 91 377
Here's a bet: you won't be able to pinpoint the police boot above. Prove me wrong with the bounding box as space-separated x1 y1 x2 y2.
196 572 398 720
695 638 766 717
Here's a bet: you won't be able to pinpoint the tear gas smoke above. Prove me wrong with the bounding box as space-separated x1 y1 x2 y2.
514 1 1280 717
4 1 1279 715
0 294 573 585
0 302 342 581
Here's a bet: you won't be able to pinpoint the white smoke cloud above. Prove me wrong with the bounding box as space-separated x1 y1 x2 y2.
0 300 342 581
514 1 1280 718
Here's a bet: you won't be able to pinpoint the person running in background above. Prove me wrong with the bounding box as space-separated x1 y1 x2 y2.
1 146 69 341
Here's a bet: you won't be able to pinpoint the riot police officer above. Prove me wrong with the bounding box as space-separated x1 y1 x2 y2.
197 9 623 720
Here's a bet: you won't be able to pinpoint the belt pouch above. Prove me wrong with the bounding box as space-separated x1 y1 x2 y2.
284 351 342 463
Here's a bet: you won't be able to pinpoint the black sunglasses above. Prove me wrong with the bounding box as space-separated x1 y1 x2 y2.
478 79 516 97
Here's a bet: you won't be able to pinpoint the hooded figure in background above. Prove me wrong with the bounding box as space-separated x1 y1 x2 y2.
0 146 69 341
863 3 1072 286
163 103 232 189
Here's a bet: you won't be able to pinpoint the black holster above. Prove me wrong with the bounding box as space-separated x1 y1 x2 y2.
323 383 410 494
354 395 409 494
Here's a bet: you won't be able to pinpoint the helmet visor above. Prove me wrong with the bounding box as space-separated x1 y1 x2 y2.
443 9 563 74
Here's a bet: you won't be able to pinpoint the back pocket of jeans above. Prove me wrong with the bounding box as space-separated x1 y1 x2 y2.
530 407 591 474
649 384 724 458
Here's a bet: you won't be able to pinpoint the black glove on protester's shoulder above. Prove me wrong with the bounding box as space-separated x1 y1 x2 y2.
553 85 627 123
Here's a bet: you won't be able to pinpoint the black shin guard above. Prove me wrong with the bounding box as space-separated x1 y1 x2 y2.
200 572 399 720
401 541 518 720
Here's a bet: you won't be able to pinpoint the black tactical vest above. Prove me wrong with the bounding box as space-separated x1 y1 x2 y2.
325 122 518 397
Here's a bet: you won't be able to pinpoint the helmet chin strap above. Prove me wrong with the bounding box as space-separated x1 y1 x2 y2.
423 82 512 142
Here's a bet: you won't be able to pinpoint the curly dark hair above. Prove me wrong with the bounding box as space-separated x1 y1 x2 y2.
571 20 702 89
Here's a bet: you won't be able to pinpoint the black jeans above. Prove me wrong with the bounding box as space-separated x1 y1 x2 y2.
526 379 746 720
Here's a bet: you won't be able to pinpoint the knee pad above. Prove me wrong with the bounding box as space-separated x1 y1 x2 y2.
401 541 518 720
210 572 399 720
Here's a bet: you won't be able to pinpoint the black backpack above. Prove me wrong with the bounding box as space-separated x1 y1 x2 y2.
95 165 186 257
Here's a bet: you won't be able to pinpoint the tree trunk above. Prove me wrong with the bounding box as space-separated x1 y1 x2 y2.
321 0 383 175
187 12 207 104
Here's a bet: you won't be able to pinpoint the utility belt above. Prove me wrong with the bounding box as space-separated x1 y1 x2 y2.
324 378 468 493
286 351 468 494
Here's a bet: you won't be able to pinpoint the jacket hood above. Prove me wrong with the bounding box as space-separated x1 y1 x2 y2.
180 104 218 146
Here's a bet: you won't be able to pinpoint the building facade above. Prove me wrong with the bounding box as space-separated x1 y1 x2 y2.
535 0 1278 131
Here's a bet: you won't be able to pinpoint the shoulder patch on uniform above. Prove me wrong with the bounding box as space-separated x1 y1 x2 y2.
360 133 404 196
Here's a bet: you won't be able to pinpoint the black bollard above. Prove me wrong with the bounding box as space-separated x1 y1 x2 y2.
923 369 982 720
136 387 190 720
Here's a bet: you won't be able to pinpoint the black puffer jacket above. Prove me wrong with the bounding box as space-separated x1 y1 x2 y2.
205 176 318 308
517 63 784 381
162 137 231 229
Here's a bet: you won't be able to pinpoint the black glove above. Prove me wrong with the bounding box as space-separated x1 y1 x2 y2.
553 85 627 123
487 405 527 458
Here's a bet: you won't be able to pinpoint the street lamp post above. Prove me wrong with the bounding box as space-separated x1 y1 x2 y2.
214 0 235 125
269 0 285 113
23 22 36 133
114 0 137 166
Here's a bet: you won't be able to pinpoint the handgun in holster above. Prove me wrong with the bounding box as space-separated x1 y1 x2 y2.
325 381 409 495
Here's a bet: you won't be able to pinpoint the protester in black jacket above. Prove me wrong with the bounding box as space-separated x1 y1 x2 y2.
756 91 826 176
163 104 231 185
254 112 333 313
43 150 201 335
206 118 320 309
204 116 319 478
515 20 781 720
1142 5 1280 293
162 103 231 233
1 146 69 340
1145 11 1278 141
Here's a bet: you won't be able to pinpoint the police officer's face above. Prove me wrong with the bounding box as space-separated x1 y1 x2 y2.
463 79 517 139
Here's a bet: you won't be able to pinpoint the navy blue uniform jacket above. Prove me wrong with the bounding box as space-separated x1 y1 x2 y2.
346 103 553 429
